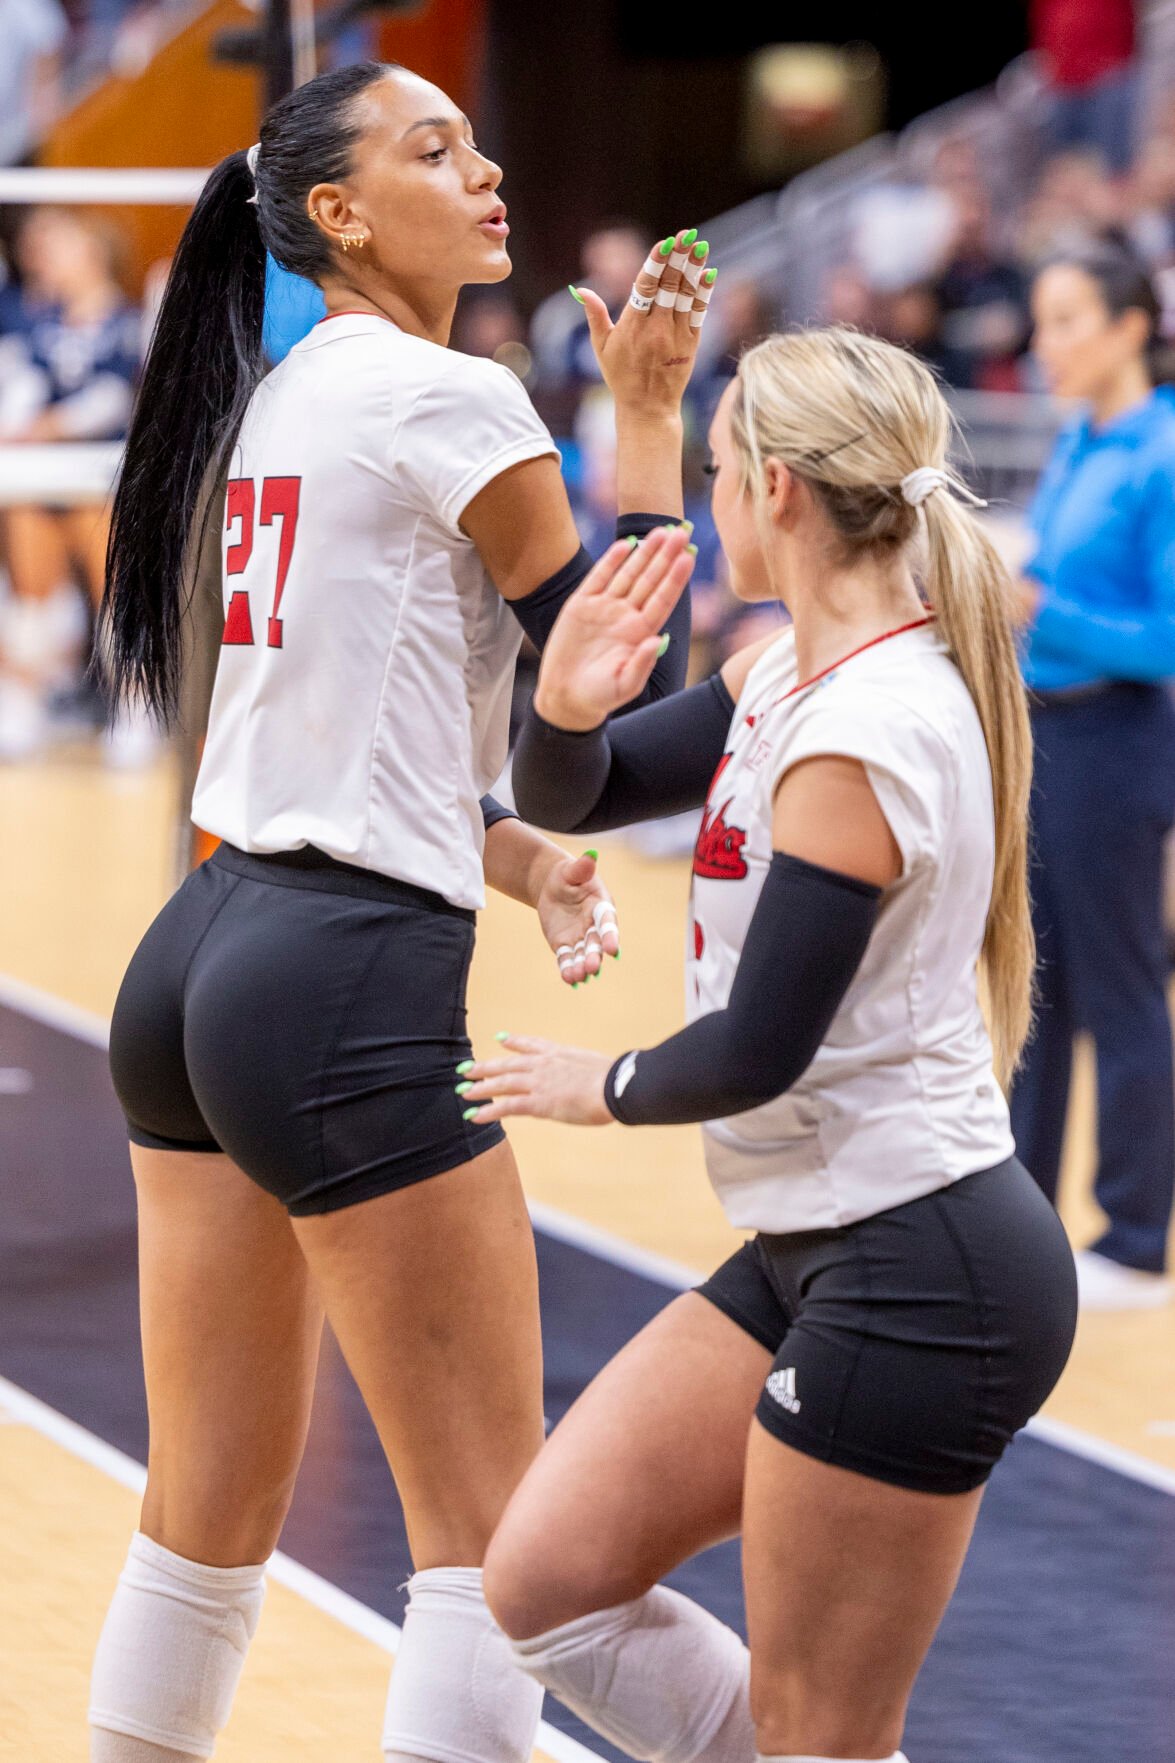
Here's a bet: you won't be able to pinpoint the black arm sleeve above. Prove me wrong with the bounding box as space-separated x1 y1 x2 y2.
511 671 735 835
480 794 517 832
507 512 690 711
604 854 882 1125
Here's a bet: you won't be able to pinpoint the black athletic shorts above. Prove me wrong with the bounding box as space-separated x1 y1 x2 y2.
109 843 505 1214
697 1157 1077 1495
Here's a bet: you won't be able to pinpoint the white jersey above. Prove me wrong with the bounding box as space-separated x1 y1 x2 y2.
689 621 1015 1233
192 312 559 909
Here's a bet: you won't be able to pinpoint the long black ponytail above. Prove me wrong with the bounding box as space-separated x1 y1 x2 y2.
104 60 393 721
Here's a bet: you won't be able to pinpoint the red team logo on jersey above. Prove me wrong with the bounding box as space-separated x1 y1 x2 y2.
693 754 749 881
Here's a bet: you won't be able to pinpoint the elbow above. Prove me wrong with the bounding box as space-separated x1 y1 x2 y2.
511 787 588 836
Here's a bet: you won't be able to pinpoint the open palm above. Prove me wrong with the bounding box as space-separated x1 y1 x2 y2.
533 525 695 732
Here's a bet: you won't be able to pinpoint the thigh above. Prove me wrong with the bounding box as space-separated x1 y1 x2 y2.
485 1291 771 1637
62 503 110 605
292 1138 545 1571
134 1146 323 1566
742 1427 983 1759
3 505 67 600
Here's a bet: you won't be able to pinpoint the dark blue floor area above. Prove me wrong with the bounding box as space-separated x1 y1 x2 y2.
3 1002 1174 1763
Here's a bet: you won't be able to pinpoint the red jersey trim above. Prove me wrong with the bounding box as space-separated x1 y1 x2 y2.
775 614 935 707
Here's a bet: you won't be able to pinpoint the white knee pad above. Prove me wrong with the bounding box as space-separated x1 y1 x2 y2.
382 1567 543 1763
510 1586 753 1763
89 1531 266 1759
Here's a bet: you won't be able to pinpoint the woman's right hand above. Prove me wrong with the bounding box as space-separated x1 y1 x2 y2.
574 228 717 416
533 525 696 731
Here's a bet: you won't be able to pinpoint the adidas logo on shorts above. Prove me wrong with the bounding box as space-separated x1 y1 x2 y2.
765 1366 801 1414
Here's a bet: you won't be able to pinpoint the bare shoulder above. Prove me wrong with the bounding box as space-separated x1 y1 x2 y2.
719 631 785 703
772 755 902 889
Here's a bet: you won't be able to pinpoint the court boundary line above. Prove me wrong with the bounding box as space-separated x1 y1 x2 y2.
0 1373 604 1763
3 969 1174 1504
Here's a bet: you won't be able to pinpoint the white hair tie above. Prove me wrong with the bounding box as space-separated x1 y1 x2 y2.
245 141 261 206
899 466 987 510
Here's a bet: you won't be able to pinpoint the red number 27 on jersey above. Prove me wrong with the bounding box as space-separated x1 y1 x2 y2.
222 475 301 649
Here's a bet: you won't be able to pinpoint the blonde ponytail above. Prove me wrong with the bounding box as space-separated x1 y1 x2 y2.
730 327 1035 1083
919 490 1034 1083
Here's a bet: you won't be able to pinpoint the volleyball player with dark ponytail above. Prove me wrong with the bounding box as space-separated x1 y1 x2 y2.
91 61 713 1763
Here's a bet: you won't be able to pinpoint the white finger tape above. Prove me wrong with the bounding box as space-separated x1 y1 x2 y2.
655 288 677 307
683 256 705 290
592 901 619 932
555 945 576 959
641 252 667 279
668 250 688 271
690 310 708 328
690 281 716 328
674 291 694 312
628 288 654 312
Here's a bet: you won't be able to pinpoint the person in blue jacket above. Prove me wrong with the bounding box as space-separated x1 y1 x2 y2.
1014 239 1175 1308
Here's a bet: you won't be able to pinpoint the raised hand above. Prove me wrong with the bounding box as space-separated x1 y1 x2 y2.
572 227 718 415
533 524 696 732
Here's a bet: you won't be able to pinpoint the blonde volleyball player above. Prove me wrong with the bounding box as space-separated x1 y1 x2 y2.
461 331 1080 1763
91 61 716 1763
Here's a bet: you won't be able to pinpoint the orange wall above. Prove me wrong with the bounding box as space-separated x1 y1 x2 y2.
42 2 259 293
378 0 486 116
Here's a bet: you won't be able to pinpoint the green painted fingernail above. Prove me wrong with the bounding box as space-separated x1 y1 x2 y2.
659 238 673 257
463 1107 480 1121
687 543 698 556
626 534 639 549
656 634 671 657
678 519 694 534
585 848 599 860
456 1060 473 1074
568 284 585 303
495 1030 509 1042
456 1081 472 1096
693 241 709 260
704 268 718 286
682 228 698 247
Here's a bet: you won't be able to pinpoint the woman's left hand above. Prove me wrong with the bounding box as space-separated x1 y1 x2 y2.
458 1035 614 1126
535 849 620 986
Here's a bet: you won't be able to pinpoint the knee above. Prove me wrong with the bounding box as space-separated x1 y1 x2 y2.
141 1466 297 1568
484 1519 649 1642
482 1524 554 1641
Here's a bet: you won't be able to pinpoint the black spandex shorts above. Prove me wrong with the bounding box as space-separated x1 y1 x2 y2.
697 1157 1077 1495
108 843 505 1214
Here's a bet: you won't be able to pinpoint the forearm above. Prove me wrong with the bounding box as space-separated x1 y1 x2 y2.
482 811 565 907
1032 593 1175 681
513 674 734 835
615 410 684 521
605 854 881 1125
